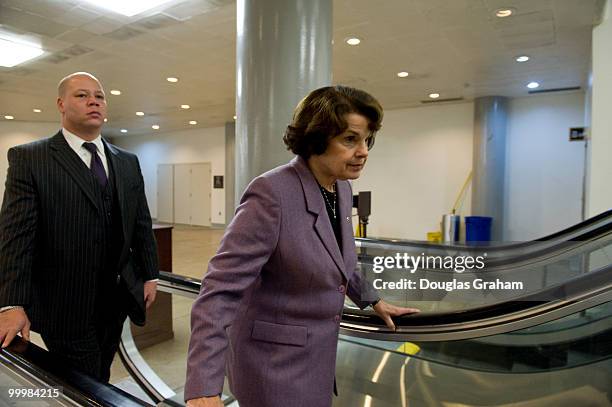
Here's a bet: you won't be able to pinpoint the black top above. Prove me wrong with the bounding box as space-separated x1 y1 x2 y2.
319 183 379 308
319 184 342 248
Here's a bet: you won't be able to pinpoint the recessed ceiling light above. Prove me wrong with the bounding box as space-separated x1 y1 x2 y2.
80 0 175 17
110 89 121 95
152 125 160 130
345 37 361 46
4 115 15 120
495 8 515 18
429 93 440 99
397 71 409 78
33 108 42 113
0 37 44 68
136 111 144 116
515 55 530 62
527 81 540 89
104 118 108 123
120 129 128 133
166 77 179 83
189 120 197 125
180 104 190 109
233 115 237 120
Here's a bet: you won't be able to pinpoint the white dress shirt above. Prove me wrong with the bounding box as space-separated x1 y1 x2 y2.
62 128 109 177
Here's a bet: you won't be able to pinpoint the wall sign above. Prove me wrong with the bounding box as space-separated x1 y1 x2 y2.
214 175 224 188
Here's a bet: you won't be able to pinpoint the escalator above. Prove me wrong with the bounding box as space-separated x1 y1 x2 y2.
336 212 612 405
356 209 612 252
351 210 612 316
1 337 148 406
122 267 611 405
3 213 610 406
356 209 612 265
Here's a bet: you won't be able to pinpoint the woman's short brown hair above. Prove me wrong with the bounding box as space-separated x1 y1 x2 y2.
283 85 383 158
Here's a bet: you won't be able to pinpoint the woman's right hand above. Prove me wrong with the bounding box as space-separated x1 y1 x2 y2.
186 396 223 407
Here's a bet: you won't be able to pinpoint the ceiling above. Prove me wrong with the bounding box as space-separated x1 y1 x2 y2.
0 0 605 137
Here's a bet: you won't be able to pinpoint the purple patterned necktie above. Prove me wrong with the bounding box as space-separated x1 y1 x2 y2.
82 142 108 187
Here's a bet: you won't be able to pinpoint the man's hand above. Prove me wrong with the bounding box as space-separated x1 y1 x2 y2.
373 300 420 331
144 280 157 309
186 396 223 407
0 308 30 347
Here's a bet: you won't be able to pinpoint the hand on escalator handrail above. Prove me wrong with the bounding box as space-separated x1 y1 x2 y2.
372 300 420 331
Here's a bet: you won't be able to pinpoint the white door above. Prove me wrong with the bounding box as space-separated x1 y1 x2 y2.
190 163 211 226
174 164 191 224
157 164 174 223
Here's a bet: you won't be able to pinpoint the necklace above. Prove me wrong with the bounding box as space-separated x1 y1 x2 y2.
319 185 337 220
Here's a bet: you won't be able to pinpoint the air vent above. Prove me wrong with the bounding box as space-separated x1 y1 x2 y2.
43 45 94 64
103 26 144 41
421 97 464 104
134 13 181 30
165 0 234 20
528 86 581 94
62 45 94 57
209 0 234 6
44 54 70 64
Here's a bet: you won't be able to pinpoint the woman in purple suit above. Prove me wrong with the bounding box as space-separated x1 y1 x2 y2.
186 86 419 407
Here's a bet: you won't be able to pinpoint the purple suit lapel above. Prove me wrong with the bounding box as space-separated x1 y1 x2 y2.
291 156 349 280
337 181 357 274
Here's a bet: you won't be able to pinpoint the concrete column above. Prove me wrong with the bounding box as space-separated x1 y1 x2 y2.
587 1 612 216
224 121 235 224
471 96 508 241
235 0 332 200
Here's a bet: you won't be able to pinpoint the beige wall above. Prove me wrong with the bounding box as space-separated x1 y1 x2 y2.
113 126 226 224
352 102 474 240
0 121 59 199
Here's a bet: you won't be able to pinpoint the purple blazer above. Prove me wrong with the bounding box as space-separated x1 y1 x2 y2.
185 156 377 407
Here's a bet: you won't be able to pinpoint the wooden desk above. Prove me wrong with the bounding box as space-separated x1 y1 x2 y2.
130 224 174 349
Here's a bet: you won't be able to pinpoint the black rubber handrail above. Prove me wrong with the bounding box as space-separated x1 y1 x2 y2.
157 262 612 341
356 221 611 271
340 263 612 340
2 338 149 406
356 209 612 253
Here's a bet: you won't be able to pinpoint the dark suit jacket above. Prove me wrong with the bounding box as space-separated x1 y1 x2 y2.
0 131 158 336
185 156 376 407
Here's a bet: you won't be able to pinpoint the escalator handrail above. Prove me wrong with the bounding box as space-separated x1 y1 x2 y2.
356 208 612 254
157 263 612 341
340 263 612 340
118 320 175 404
357 227 611 273
1 338 149 406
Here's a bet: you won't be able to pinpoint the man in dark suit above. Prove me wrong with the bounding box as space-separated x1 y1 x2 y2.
0 72 159 382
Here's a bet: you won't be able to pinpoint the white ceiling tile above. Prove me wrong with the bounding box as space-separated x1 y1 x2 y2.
2 0 76 19
81 16 125 35
0 5 73 36
52 5 101 27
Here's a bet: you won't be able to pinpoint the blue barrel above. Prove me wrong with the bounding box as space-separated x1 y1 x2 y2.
465 216 492 243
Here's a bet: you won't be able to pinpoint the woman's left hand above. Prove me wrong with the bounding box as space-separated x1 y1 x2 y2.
372 300 420 331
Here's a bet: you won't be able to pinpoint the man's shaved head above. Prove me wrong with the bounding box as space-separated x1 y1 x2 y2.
56 72 107 140
58 72 103 97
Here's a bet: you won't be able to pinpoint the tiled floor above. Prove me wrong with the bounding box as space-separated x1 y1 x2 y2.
170 225 226 279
